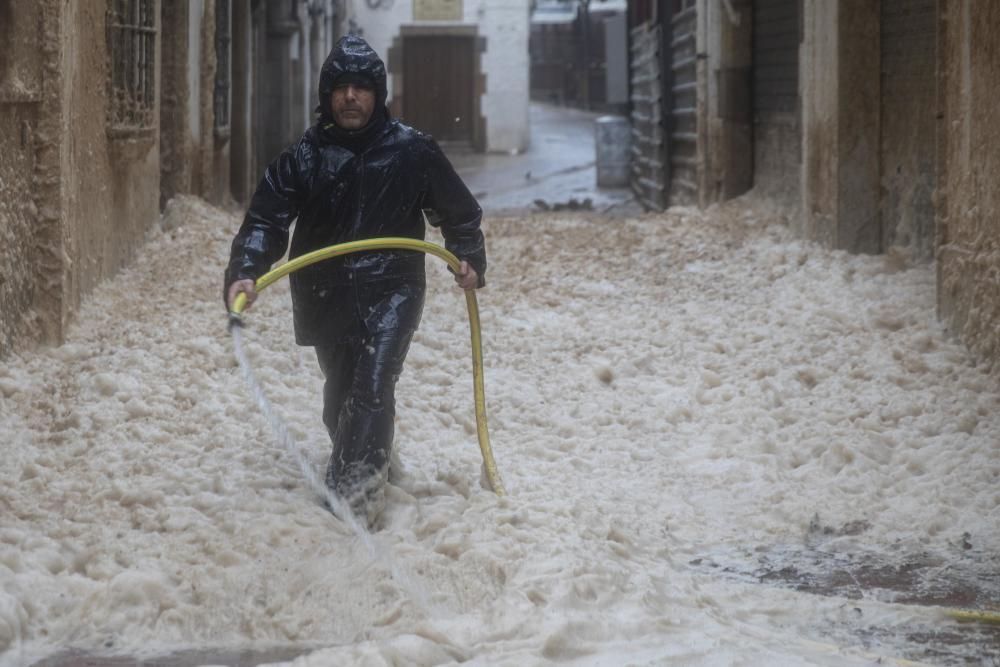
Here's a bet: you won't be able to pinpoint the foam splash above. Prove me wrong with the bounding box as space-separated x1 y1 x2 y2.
229 322 432 611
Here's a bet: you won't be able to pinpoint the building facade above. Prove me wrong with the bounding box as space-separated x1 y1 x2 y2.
628 0 1000 367
935 0 1000 363
344 0 531 153
1 0 167 355
0 0 339 357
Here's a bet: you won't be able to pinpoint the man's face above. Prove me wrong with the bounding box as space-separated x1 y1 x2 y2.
330 83 376 130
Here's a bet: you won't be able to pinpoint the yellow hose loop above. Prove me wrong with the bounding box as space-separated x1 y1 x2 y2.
944 608 1000 624
231 237 506 496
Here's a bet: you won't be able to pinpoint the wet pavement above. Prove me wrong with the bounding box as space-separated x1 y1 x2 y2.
445 102 641 216
30 646 312 667
690 518 1000 665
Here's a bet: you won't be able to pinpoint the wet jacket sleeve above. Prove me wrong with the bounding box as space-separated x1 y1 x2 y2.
224 143 310 295
423 140 487 287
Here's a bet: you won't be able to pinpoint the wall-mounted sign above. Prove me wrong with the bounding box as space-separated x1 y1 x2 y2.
414 0 463 21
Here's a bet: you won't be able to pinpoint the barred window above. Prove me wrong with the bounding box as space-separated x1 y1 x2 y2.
214 0 232 135
107 0 157 135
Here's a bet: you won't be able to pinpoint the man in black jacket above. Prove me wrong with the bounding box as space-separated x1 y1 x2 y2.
224 35 486 525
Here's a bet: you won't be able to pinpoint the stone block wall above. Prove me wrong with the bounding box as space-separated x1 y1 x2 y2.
936 0 1000 364
0 0 45 355
0 0 162 356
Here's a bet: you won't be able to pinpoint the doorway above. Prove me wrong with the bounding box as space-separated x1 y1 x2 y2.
401 32 479 148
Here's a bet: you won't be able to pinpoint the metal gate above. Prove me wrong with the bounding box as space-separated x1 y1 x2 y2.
629 1 697 211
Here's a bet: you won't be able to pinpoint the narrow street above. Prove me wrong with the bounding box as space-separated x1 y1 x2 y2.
1 136 998 663
446 103 638 216
2 1 998 664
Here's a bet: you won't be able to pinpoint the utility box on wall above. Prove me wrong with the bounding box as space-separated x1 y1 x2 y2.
595 115 630 187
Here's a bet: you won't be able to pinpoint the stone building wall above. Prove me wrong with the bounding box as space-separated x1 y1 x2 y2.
61 1 161 320
936 0 1000 364
0 0 66 351
0 0 162 356
0 0 45 355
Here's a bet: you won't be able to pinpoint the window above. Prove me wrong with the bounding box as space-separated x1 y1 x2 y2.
107 0 157 135
214 0 231 136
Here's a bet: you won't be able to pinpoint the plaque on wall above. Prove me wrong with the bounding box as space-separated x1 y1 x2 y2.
414 0 463 21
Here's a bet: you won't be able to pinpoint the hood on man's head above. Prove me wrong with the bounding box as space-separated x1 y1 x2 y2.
317 34 388 118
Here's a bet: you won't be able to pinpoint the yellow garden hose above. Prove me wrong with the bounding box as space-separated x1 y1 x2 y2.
230 237 505 496
944 608 1000 624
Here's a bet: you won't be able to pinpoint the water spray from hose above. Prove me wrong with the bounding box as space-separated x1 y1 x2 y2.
229 237 506 496
229 319 433 610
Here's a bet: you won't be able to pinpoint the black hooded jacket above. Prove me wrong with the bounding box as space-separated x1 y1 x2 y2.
225 35 486 345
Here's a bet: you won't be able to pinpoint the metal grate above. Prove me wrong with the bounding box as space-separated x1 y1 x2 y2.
214 0 231 134
107 0 157 134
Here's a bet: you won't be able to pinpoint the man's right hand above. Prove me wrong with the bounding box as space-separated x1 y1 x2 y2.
227 279 258 313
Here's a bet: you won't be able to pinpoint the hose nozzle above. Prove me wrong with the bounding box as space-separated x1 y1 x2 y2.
227 311 244 332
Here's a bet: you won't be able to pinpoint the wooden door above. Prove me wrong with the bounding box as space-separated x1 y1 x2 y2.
402 35 476 145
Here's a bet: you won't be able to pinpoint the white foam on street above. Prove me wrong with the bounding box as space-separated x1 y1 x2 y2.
0 196 996 665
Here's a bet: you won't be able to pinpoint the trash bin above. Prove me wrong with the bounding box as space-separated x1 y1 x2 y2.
595 115 631 188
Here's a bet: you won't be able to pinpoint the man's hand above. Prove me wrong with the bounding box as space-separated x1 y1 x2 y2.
454 261 479 290
227 279 258 312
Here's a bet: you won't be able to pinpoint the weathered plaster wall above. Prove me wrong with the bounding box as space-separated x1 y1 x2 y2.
160 2 194 205
937 0 1000 364
478 0 530 152
801 0 880 253
700 0 753 206
349 0 530 152
800 0 837 246
21 0 64 347
61 1 161 323
0 0 44 355
0 0 163 356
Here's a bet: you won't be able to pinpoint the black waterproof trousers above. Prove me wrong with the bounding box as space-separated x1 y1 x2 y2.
315 282 424 498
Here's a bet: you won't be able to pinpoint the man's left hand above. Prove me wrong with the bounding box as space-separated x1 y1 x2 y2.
454 260 479 290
